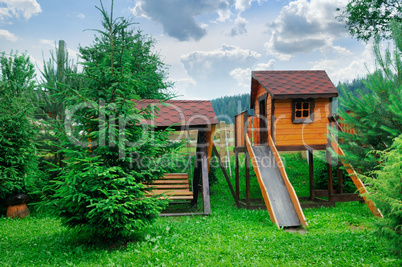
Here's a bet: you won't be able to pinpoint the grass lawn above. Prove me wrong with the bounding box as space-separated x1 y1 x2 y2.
1 153 400 266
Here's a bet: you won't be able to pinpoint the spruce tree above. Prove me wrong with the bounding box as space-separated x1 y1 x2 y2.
0 52 38 200
337 21 402 172
44 1 175 239
36 40 82 169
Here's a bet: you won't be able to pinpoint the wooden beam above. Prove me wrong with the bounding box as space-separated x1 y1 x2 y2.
201 147 211 215
213 144 240 208
308 150 315 201
191 131 204 207
206 124 216 170
235 151 240 201
330 138 383 217
326 148 333 203
233 146 247 153
337 165 344 194
276 144 327 151
191 150 201 207
245 151 251 207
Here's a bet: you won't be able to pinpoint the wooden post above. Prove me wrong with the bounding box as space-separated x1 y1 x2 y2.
337 165 344 194
308 150 315 201
219 121 226 165
235 151 240 201
201 147 211 215
192 130 205 207
206 124 216 170
326 148 333 203
192 129 212 214
245 151 251 207
213 145 240 208
191 142 201 207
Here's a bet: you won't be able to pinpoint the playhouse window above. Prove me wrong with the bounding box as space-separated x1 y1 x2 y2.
292 99 314 124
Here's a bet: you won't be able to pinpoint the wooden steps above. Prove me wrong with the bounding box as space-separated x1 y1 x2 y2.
330 139 382 218
145 173 193 201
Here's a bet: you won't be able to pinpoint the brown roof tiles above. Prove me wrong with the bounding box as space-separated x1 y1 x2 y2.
251 70 338 102
132 99 218 128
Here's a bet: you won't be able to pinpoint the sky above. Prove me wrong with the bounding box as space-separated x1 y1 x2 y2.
0 0 379 100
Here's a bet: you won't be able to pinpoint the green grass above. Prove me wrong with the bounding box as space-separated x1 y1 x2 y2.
1 153 400 266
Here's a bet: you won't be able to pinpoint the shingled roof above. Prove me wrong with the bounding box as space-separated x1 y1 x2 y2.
251 70 338 107
132 99 218 128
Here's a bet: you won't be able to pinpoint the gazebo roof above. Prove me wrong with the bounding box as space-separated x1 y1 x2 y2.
132 99 218 128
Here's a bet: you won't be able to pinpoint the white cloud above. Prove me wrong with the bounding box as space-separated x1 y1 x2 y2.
235 0 253 11
230 15 247 36
75 12 85 19
0 0 41 20
0 28 18 41
235 0 266 12
39 39 54 46
229 59 275 91
311 43 374 84
216 8 232 22
265 0 348 60
181 44 261 80
168 77 197 99
255 59 275 70
179 44 261 98
230 67 251 89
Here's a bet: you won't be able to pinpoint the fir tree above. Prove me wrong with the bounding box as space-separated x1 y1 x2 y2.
36 40 83 169
43 1 175 239
337 21 402 172
0 52 38 199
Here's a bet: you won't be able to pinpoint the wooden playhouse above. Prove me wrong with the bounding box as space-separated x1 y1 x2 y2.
233 70 381 228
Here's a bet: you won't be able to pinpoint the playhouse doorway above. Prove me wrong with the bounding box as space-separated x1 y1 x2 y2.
259 99 268 144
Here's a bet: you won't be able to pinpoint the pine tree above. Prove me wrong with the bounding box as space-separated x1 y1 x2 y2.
337 21 402 172
36 40 82 169
0 52 38 199
79 3 173 100
43 1 175 239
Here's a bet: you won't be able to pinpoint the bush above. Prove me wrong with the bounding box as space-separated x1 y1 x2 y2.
313 151 355 193
0 52 38 203
363 135 402 255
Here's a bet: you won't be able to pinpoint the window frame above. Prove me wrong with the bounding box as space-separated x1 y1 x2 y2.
292 98 315 124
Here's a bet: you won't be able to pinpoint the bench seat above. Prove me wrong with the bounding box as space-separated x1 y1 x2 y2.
145 173 193 201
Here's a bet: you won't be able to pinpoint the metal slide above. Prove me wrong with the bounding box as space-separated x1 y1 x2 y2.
246 135 307 228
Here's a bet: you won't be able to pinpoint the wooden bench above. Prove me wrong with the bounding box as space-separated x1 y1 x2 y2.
144 173 193 200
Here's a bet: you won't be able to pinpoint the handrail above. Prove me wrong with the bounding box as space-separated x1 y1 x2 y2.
329 114 344 133
330 134 383 218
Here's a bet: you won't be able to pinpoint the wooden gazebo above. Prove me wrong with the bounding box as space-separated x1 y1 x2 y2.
133 99 218 215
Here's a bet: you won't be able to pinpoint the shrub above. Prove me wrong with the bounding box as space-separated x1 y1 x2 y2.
313 151 355 193
363 135 402 255
0 52 38 203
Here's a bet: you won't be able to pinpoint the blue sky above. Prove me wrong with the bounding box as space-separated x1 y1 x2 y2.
0 0 377 100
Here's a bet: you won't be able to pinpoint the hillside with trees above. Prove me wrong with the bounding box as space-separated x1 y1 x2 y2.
210 93 251 124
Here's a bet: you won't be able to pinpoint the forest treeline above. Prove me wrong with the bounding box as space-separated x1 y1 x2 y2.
211 77 369 123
